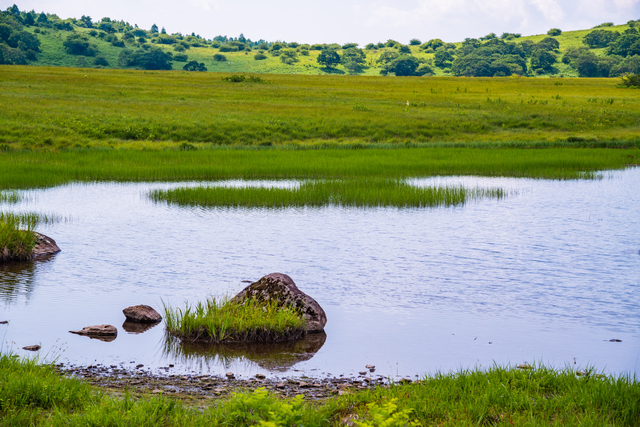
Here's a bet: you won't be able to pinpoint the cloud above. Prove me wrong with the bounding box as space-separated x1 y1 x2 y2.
530 0 564 22
187 0 223 12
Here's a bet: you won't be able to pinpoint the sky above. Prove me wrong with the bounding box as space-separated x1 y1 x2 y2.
4 0 640 45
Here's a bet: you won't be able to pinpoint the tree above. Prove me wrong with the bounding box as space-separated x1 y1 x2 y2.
608 33 640 57
409 38 421 45
80 15 93 28
150 24 158 33
183 60 207 71
280 48 298 64
213 53 227 61
537 37 560 52
317 48 340 68
63 34 97 56
382 55 422 76
610 55 640 76
398 45 411 54
434 48 453 68
530 50 557 72
583 29 619 48
547 28 562 36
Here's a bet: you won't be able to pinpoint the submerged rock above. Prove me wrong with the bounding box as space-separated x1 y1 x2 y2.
70 324 118 337
32 233 61 258
23 345 41 351
232 273 327 332
123 305 162 323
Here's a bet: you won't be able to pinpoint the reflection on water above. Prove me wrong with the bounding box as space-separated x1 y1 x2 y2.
163 332 327 372
0 255 56 305
122 320 161 334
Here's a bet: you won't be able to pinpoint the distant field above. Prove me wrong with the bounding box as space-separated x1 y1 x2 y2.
1 66 639 150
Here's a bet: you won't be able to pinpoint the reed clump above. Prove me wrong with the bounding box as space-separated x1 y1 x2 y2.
0 212 39 262
163 296 306 343
150 179 506 209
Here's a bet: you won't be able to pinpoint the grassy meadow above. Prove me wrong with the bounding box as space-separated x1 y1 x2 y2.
2 66 640 151
2 354 639 426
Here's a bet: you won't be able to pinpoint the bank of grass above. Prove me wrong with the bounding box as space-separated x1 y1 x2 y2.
2 147 639 189
2 354 639 426
163 296 306 343
3 66 640 150
150 179 506 208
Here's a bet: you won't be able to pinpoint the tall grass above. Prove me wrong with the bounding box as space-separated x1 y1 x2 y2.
163 296 306 343
1 147 637 189
0 212 60 262
0 190 21 203
2 353 638 426
150 179 506 208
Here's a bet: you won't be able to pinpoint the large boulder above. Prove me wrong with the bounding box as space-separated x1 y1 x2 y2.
123 305 162 323
70 324 117 336
232 273 327 332
32 233 61 258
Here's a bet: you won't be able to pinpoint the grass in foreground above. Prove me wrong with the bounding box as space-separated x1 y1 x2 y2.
163 296 306 343
2 354 639 426
150 179 506 208
2 147 638 189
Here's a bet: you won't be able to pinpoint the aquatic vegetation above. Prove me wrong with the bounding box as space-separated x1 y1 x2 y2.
0 212 60 262
0 191 21 204
163 296 306 343
149 179 506 208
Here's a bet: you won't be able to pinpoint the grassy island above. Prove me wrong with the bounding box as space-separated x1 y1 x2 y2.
163 297 306 343
0 212 39 262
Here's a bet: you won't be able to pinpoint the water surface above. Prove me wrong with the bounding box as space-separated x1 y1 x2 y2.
1 170 638 379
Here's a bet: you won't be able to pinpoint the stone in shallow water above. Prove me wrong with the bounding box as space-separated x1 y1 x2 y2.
32 233 61 258
232 273 327 332
122 305 162 323
23 345 41 351
69 324 117 336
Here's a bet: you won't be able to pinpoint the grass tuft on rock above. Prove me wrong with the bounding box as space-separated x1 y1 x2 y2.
163 296 306 343
0 213 39 262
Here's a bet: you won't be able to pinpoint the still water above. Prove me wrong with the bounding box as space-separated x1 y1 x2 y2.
1 170 639 379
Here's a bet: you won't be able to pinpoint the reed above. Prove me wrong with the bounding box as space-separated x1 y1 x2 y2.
163 296 306 343
150 179 506 208
0 190 21 204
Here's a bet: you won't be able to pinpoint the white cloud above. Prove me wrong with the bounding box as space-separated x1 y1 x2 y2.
530 0 564 22
187 0 223 12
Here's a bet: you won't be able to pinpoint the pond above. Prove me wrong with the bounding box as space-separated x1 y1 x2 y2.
1 170 639 380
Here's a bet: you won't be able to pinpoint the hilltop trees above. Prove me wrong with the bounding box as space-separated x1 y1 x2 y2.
317 48 340 68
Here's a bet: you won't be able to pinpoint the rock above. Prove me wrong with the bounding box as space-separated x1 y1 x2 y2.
366 364 375 369
358 371 367 375
256 373 266 380
226 372 235 378
70 324 117 337
32 233 61 258
609 339 622 342
0 320 7 324
517 364 533 370
232 273 327 332
123 305 162 323
23 345 40 351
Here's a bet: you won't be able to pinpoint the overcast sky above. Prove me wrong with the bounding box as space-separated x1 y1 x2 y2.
4 0 640 45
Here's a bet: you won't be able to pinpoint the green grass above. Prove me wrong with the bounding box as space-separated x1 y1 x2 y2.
0 212 61 262
2 354 639 426
150 179 506 208
0 190 21 203
1 147 638 190
2 66 640 151
163 296 306 343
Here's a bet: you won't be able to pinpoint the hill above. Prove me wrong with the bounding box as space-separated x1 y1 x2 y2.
1 5 639 78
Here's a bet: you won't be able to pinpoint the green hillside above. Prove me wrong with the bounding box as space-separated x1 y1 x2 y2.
1 5 639 78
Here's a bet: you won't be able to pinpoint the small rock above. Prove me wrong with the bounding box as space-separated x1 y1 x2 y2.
22 345 40 351
169 364 174 368
256 373 266 380
0 320 8 324
364 377 372 382
136 364 144 369
365 364 375 369
517 364 533 369
399 378 412 384
576 371 585 376
609 339 622 342
69 324 117 336
123 305 162 323
151 389 163 394
358 371 367 375
276 382 286 388
226 372 235 378
299 381 308 387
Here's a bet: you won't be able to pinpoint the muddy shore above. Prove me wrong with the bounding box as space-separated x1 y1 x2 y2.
54 363 412 402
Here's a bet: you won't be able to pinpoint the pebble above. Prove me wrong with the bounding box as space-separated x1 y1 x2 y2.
358 371 367 375
365 365 375 369
609 339 622 342
256 373 266 380
22 345 41 351
517 364 533 369
225 372 235 378
0 320 8 324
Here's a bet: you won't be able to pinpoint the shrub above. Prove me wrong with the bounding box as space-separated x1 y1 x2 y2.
173 53 188 62
183 60 207 71
93 56 109 66
548 28 562 36
254 52 267 60
219 45 238 52
620 73 640 87
213 53 227 61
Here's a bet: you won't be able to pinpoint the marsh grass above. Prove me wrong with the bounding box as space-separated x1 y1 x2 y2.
150 179 506 208
0 190 21 204
2 353 639 426
163 296 306 343
2 147 635 190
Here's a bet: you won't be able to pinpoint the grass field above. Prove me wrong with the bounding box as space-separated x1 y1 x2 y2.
2 354 638 426
1 66 640 151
